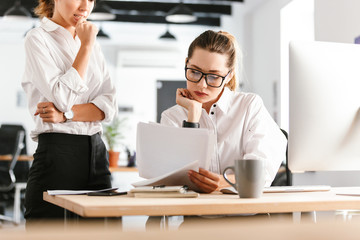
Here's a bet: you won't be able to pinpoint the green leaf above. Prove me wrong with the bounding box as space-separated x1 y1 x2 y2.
102 117 127 151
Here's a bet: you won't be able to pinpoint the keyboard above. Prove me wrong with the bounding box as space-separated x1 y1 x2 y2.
263 185 331 193
220 185 331 194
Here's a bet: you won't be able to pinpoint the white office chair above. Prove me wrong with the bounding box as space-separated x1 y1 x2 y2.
0 130 27 225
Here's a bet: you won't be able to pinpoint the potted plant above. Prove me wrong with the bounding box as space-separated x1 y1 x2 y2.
103 117 126 168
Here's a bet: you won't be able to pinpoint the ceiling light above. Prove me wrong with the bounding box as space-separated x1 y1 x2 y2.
88 2 116 21
159 26 176 40
3 0 32 21
165 2 197 23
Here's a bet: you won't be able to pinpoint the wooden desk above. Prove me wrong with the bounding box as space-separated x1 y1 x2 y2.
43 187 360 218
0 154 33 161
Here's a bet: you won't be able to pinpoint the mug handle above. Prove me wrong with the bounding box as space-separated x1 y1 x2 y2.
223 166 236 189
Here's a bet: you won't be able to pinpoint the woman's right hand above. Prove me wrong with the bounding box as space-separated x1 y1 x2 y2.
176 88 202 122
75 18 98 47
34 102 66 123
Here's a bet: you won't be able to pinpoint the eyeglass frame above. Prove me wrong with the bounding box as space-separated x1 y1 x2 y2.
184 63 231 88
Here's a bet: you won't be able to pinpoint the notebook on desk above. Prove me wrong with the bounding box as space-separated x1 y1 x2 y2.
220 185 331 194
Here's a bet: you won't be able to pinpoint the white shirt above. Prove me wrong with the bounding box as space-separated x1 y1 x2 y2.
160 87 287 187
22 18 117 141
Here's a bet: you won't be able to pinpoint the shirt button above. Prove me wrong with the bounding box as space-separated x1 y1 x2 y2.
213 104 216 107
211 112 214 115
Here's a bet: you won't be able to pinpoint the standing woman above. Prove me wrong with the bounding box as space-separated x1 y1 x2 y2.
161 30 286 193
22 0 117 220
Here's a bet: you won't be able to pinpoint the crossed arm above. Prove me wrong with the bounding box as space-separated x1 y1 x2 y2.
35 102 104 123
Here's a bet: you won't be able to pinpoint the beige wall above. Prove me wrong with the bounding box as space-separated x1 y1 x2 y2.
315 0 360 43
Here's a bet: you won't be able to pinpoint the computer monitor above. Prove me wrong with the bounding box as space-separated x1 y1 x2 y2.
289 41 360 172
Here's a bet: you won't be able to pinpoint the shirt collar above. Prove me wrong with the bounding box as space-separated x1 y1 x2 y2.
40 17 80 43
215 87 234 114
40 17 61 32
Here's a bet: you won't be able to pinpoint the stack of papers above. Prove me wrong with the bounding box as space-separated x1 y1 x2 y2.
47 187 118 195
133 122 216 191
128 186 199 198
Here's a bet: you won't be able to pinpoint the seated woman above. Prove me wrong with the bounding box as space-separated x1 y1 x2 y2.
160 30 287 193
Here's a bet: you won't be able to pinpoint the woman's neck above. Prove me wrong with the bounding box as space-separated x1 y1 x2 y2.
203 88 225 114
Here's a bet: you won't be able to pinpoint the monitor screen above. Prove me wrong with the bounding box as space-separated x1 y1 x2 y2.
289 41 360 172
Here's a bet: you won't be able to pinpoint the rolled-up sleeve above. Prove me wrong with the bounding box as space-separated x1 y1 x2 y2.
24 31 88 112
90 44 117 122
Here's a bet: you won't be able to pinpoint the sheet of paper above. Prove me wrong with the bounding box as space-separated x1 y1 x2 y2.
132 161 202 192
136 122 215 179
47 187 118 195
335 187 360 196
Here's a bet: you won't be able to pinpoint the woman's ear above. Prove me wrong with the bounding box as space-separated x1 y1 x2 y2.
225 69 234 84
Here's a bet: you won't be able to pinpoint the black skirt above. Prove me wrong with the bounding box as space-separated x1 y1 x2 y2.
24 132 111 219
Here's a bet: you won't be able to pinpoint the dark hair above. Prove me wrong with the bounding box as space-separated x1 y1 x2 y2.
187 30 242 91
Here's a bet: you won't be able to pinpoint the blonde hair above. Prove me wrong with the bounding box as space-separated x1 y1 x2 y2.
34 0 55 19
187 30 243 91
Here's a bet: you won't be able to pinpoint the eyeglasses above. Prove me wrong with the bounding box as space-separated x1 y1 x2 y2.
184 65 231 88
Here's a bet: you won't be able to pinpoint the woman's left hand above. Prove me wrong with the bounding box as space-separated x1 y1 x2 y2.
188 168 222 193
34 102 65 123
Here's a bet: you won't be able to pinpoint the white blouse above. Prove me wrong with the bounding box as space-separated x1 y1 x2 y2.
22 17 117 141
160 87 287 187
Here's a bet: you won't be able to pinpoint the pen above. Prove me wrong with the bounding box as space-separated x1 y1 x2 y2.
87 191 128 196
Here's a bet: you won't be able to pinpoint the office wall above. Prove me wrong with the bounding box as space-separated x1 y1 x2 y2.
242 0 292 124
315 0 360 43
0 32 35 154
279 0 315 132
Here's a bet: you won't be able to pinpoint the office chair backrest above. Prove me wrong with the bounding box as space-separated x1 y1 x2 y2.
0 125 27 155
0 124 29 185
280 129 291 186
0 130 25 191
271 129 291 186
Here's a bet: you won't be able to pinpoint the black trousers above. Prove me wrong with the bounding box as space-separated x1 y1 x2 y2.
24 132 111 220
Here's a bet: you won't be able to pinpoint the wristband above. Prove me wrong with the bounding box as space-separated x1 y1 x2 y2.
182 120 200 128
